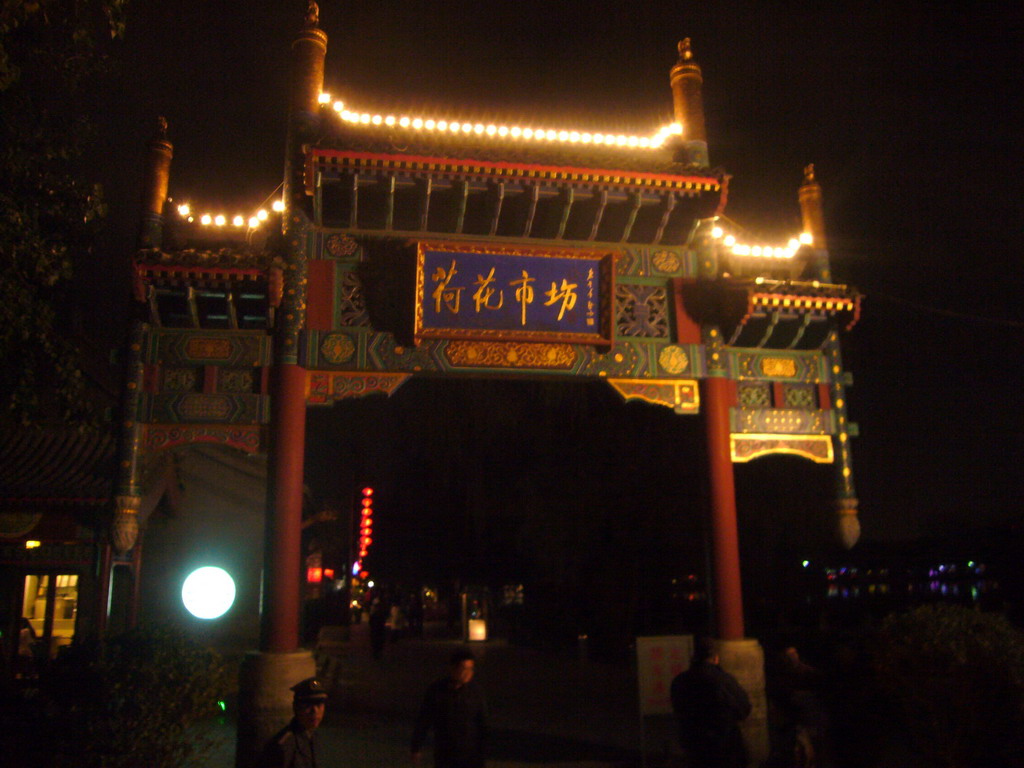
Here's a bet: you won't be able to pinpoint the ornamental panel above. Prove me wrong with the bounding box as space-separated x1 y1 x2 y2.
606 378 699 414
142 424 264 454
336 270 370 327
737 383 771 407
144 394 269 424
616 284 669 338
307 372 411 404
783 385 817 410
732 408 830 435
731 434 834 464
443 341 578 370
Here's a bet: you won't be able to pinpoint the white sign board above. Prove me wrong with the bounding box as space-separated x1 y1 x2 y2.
635 634 693 716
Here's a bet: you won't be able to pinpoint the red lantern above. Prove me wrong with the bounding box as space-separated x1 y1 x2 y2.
323 568 334 580
362 487 373 497
306 567 323 583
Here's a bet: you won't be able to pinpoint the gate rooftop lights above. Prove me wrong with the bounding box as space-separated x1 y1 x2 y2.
182 566 236 619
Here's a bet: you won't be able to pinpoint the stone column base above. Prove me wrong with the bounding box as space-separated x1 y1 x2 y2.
235 649 317 768
714 638 769 768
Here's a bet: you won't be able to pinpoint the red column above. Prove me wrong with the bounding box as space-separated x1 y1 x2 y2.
261 363 308 653
702 377 745 640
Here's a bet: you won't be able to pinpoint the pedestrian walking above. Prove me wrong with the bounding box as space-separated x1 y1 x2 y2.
260 677 328 768
671 637 752 768
411 648 487 768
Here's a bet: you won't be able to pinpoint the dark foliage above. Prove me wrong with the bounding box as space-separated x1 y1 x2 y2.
2 622 229 767
0 0 127 423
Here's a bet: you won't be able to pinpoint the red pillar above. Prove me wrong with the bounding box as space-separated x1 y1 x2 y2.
702 377 745 640
261 363 307 653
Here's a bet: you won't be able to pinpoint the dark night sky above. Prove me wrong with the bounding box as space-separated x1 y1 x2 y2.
78 2 1023 578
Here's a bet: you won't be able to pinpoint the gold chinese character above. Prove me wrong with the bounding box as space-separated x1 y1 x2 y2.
432 260 464 314
544 278 578 321
472 267 504 312
509 270 535 326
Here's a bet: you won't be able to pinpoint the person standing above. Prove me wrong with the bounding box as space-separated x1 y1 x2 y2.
411 649 487 768
671 638 752 768
261 677 328 768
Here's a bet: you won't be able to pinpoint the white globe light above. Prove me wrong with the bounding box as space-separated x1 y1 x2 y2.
182 566 236 620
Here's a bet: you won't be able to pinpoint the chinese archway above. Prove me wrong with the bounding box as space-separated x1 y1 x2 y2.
117 5 861 765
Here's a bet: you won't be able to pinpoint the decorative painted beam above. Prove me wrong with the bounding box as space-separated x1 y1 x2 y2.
488 181 504 236
621 192 642 242
419 176 432 232
653 192 676 244
523 184 540 237
589 189 608 241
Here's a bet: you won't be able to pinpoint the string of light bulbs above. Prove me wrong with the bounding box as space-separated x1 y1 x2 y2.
172 186 286 230
709 223 814 259
318 93 684 149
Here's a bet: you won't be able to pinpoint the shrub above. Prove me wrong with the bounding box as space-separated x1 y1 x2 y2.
872 604 1024 768
9 622 229 767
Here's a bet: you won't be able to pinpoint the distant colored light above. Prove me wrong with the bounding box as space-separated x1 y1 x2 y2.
200 214 213 226
711 226 723 239
323 568 334 580
723 234 736 247
248 216 260 228
799 232 814 245
366 579 374 587
362 487 373 496
232 215 245 227
802 560 810 568
307 567 323 584
25 540 41 549
257 209 269 221
318 92 331 104
272 200 285 212
177 203 191 217
182 567 236 620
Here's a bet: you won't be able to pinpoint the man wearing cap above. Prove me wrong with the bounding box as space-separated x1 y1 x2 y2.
261 677 328 768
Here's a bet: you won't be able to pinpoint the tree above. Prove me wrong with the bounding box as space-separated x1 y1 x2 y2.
0 0 127 423
872 604 1024 768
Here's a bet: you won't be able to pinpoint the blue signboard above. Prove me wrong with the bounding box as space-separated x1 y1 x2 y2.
415 242 613 345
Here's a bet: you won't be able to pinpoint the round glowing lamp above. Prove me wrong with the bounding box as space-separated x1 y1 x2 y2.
181 566 236 619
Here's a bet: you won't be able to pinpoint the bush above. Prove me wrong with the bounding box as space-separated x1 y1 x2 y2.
871 604 1024 768
5 622 229 767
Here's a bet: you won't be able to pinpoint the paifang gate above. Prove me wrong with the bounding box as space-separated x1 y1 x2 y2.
118 5 861 766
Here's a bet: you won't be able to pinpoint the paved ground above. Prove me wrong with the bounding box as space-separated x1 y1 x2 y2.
204 622 674 767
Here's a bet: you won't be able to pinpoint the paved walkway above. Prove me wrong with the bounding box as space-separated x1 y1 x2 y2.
205 622 666 767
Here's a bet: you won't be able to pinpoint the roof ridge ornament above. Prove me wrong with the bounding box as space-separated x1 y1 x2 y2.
155 115 168 140
803 163 816 183
305 0 319 28
678 38 694 62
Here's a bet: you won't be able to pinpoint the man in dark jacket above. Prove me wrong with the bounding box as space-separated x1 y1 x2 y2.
261 677 328 768
671 638 752 768
412 649 487 768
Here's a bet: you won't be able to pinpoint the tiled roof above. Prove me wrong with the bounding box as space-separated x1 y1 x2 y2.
318 120 715 178
0 428 116 506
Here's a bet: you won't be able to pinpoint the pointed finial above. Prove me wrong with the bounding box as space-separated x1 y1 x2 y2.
155 116 168 140
803 163 816 183
305 1 319 27
678 38 693 62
